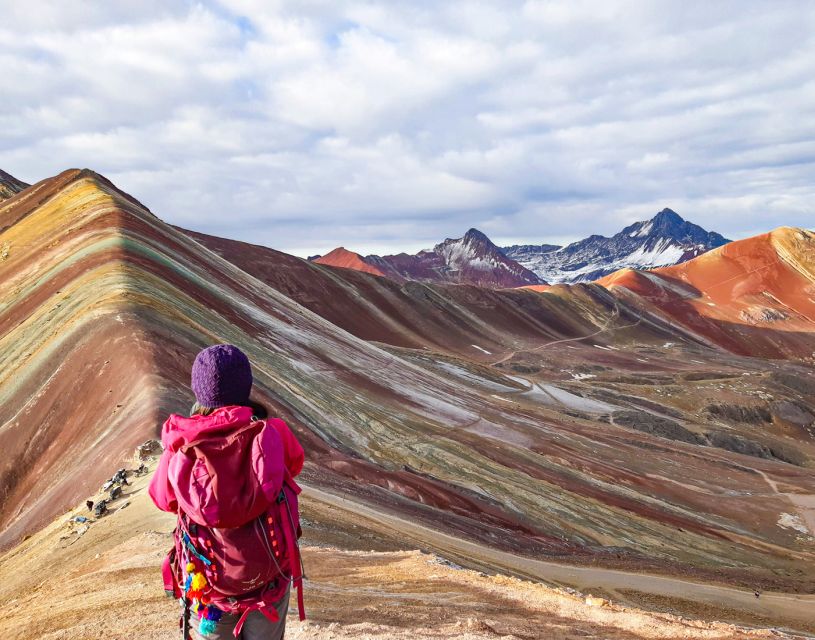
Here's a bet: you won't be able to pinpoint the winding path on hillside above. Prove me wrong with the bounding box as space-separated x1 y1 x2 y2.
304 485 815 634
754 468 815 537
490 301 646 366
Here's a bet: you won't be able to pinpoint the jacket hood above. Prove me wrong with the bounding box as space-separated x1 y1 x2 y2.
161 405 255 453
158 405 285 528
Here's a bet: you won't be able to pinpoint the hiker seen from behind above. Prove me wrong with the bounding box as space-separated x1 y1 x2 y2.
149 344 306 639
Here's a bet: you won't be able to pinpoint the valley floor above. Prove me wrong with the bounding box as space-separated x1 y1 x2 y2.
0 456 811 640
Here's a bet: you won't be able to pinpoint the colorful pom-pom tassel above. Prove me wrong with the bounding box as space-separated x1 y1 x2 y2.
186 562 196 573
205 606 223 622
191 572 208 591
199 618 218 635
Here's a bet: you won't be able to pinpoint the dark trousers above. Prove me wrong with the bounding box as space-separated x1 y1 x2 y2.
186 587 290 640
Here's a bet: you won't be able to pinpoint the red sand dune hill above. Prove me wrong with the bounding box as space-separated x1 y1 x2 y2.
598 227 815 359
314 247 386 277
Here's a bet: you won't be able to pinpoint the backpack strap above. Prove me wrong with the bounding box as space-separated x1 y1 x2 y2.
162 547 181 598
182 598 192 640
280 484 306 621
176 511 213 566
233 601 279 637
173 513 193 640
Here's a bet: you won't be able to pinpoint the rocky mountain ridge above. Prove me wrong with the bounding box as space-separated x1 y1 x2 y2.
502 209 730 283
317 227 545 288
0 169 29 201
314 209 728 287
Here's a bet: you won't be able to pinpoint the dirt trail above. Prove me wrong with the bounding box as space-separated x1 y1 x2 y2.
0 461 808 640
303 485 815 634
754 469 815 537
491 301 642 365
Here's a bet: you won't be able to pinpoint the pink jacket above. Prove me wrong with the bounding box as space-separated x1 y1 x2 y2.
149 406 305 527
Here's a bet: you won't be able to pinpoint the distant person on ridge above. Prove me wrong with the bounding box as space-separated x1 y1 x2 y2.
149 344 306 640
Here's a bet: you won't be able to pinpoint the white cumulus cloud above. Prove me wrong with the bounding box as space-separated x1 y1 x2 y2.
1 0 814 255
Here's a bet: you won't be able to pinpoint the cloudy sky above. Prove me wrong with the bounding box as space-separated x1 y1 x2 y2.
2 1 814 256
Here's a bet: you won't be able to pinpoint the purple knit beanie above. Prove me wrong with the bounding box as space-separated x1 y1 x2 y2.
191 344 253 408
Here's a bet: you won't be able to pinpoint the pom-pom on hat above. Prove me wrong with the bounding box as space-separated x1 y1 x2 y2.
191 344 253 408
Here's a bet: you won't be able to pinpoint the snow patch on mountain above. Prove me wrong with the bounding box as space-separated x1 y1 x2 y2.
631 221 653 237
625 237 687 265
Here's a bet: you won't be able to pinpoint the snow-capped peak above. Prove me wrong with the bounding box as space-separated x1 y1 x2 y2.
502 209 730 284
433 228 543 282
348 228 546 288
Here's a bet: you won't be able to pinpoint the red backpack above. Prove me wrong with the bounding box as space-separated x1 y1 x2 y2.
161 419 305 637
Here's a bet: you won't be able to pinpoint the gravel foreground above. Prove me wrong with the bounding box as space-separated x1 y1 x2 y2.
0 459 809 640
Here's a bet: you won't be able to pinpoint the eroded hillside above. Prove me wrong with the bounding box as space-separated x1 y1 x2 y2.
1 170 814 636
